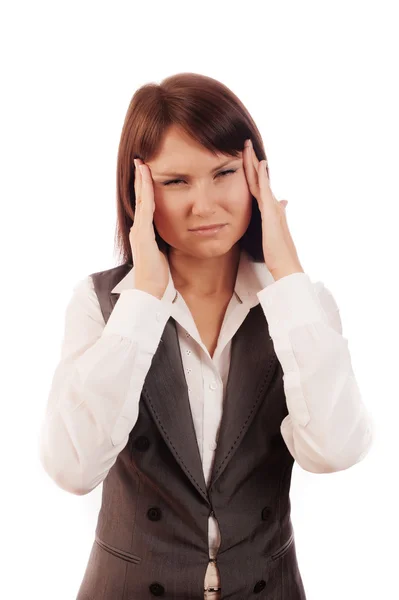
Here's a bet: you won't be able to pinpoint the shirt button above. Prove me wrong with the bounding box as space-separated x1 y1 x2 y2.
156 312 161 322
209 441 217 451
209 382 217 390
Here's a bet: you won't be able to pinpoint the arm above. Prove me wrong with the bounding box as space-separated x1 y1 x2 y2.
257 272 374 474
38 275 172 495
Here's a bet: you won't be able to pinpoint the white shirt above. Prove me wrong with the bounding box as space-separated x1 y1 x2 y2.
38 248 374 560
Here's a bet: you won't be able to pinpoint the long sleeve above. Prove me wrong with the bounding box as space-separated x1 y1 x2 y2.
257 272 374 474
38 276 172 495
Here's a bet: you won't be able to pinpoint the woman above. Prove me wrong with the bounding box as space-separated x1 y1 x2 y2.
39 72 374 599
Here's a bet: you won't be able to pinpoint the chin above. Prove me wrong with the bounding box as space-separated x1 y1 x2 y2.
169 237 241 259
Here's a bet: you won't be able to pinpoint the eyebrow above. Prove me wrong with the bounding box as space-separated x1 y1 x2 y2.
152 157 240 178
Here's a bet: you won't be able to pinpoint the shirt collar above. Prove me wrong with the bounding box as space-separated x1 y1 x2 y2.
111 248 276 308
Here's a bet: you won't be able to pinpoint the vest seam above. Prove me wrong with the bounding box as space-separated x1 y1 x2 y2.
277 461 292 551
122 468 142 597
94 535 142 564
270 532 294 561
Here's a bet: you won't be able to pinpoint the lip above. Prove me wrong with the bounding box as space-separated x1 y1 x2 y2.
189 223 226 231
189 224 227 236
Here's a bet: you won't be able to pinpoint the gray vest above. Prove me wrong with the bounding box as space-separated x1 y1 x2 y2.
76 263 307 599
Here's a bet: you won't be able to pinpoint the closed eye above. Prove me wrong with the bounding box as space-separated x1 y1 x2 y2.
162 169 237 186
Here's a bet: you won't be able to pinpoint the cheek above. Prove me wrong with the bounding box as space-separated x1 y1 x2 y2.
228 184 253 232
153 197 181 234
225 182 253 216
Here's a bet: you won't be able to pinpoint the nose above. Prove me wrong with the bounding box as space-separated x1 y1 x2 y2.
191 188 218 217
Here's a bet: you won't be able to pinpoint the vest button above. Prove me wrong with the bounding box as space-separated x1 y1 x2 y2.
253 580 266 593
149 582 165 596
261 506 271 521
133 436 150 451
147 506 162 521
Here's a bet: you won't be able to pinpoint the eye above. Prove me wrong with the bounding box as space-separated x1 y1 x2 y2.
162 169 237 186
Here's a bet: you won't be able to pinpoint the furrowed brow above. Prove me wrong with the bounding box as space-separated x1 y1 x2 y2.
153 158 239 178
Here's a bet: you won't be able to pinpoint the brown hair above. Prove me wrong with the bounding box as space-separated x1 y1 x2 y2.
113 72 270 266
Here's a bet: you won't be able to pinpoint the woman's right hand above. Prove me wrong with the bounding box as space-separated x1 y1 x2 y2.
129 158 170 300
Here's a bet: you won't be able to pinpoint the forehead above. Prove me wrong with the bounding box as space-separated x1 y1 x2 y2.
153 125 221 161
148 125 242 176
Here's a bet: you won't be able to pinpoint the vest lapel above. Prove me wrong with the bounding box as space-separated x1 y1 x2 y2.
140 317 210 505
140 304 278 504
110 283 210 503
209 304 278 490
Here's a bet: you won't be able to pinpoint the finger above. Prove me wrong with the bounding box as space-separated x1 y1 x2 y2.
243 143 259 196
258 160 280 214
248 141 260 172
246 140 279 206
135 159 150 220
137 164 155 229
246 140 266 190
131 159 145 235
130 160 140 230
134 159 142 205
248 139 271 181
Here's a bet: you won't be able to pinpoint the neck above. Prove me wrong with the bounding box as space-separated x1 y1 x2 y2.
168 244 241 298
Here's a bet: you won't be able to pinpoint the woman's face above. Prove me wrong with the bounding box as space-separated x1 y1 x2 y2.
145 125 253 259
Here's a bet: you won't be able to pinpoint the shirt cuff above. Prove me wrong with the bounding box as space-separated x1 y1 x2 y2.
257 272 328 338
103 288 173 350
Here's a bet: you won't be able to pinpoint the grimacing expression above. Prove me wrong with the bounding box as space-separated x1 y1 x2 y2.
145 126 253 259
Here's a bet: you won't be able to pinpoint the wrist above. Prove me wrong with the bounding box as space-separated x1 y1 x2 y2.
271 264 305 281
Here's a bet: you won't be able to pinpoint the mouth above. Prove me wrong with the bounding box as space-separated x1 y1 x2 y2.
188 224 227 236
188 223 226 231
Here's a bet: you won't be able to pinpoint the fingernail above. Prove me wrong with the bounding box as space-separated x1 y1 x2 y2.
139 165 145 175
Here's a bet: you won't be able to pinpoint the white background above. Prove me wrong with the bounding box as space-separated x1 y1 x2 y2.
1 1 396 598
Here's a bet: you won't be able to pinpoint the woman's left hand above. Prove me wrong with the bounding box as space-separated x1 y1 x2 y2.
243 138 305 280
